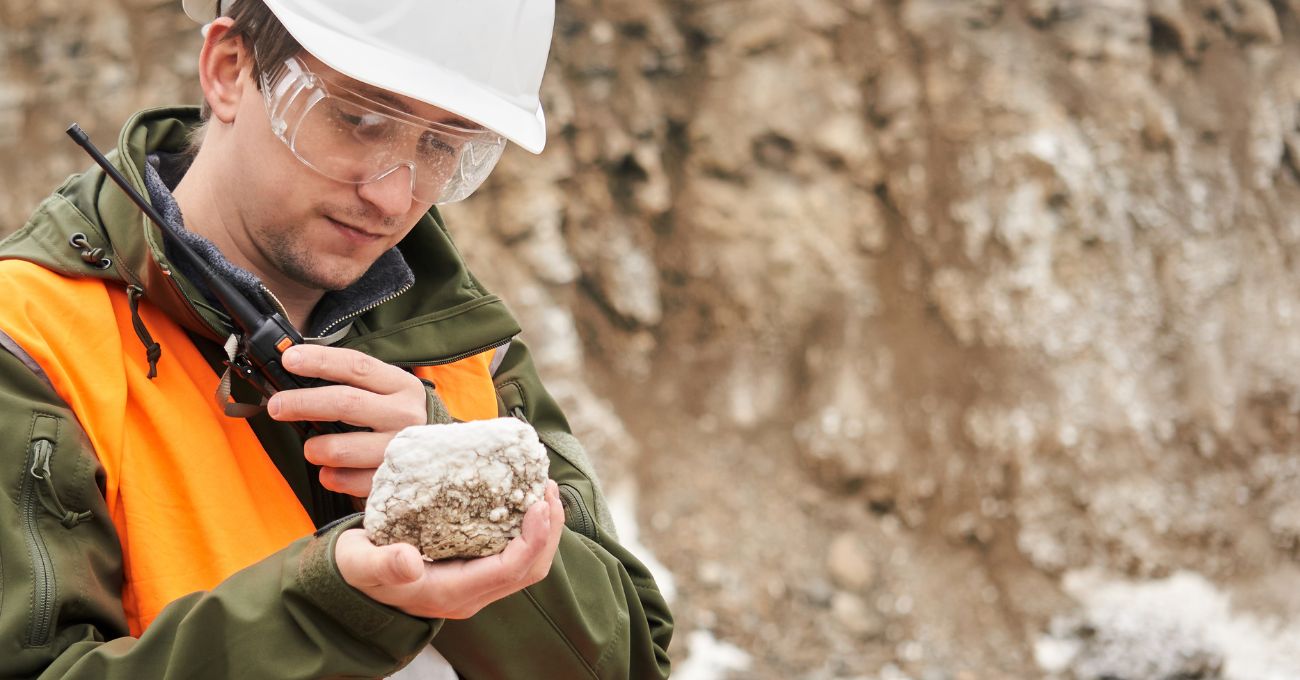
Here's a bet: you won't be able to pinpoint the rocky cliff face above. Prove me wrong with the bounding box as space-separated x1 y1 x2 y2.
5 1 1300 677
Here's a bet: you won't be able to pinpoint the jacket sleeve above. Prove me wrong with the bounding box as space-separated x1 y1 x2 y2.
0 344 438 679
433 338 675 679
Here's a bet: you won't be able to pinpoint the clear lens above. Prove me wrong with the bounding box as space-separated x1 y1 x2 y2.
261 57 505 204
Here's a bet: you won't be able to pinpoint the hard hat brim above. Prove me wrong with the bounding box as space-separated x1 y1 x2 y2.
266 0 547 154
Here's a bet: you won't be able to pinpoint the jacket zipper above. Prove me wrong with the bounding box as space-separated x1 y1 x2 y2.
396 336 514 369
558 483 596 539
315 280 414 338
258 283 293 323
21 436 57 647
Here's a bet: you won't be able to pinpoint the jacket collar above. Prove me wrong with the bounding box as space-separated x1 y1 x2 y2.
142 151 418 342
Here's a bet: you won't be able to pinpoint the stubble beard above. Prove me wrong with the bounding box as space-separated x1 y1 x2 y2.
257 224 359 292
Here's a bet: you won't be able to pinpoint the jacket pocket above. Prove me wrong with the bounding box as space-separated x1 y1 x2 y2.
19 413 75 648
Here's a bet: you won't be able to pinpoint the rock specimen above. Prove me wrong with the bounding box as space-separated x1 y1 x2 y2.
364 418 550 560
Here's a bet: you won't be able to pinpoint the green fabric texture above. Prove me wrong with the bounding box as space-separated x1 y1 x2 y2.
538 429 620 541
0 108 673 678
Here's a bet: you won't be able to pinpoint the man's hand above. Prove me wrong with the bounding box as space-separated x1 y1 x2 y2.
268 344 427 497
335 480 566 619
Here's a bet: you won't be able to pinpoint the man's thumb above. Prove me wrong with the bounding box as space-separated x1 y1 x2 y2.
337 530 424 588
375 543 424 585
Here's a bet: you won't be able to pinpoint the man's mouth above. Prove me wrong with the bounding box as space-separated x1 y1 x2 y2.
326 216 384 241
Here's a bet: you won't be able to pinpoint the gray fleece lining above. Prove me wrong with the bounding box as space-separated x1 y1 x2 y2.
143 153 414 339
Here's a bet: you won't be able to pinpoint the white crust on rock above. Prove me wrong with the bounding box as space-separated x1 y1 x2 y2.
364 418 550 560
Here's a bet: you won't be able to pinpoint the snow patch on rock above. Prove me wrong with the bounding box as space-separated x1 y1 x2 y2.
1037 570 1300 680
672 630 753 680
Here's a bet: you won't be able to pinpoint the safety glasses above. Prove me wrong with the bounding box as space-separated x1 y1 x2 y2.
259 56 506 204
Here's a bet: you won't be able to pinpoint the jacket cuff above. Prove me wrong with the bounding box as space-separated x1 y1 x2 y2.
419 378 455 424
298 513 444 642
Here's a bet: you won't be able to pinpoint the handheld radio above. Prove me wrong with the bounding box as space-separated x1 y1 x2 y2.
66 123 367 440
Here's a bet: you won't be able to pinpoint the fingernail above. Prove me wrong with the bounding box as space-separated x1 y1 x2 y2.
267 396 280 417
282 347 300 368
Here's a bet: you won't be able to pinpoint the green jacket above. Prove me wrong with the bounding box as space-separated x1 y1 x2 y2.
0 108 673 679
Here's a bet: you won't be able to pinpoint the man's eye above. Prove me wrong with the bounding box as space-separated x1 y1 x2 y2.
338 111 389 139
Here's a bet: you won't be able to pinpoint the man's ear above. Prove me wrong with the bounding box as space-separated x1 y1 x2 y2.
197 18 249 125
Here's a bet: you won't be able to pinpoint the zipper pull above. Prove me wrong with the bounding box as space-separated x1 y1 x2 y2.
29 440 52 480
28 440 91 528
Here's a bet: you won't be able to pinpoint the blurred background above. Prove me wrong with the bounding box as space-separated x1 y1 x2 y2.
5 0 1300 678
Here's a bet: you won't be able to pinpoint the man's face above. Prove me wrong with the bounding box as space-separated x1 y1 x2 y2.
223 53 449 292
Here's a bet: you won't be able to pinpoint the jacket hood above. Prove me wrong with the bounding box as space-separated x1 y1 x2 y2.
0 107 519 365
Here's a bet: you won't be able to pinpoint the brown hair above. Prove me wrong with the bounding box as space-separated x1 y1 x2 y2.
188 0 303 152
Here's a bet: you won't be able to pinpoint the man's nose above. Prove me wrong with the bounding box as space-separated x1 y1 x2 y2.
356 165 414 217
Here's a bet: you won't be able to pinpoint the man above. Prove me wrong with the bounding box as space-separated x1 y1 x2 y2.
0 0 673 677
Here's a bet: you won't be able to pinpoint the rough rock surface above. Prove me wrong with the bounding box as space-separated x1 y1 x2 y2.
364 419 549 561
9 0 1300 677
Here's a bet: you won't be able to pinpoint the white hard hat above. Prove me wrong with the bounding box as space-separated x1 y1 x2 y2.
182 0 553 153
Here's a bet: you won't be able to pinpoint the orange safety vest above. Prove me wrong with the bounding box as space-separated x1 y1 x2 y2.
0 260 498 635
